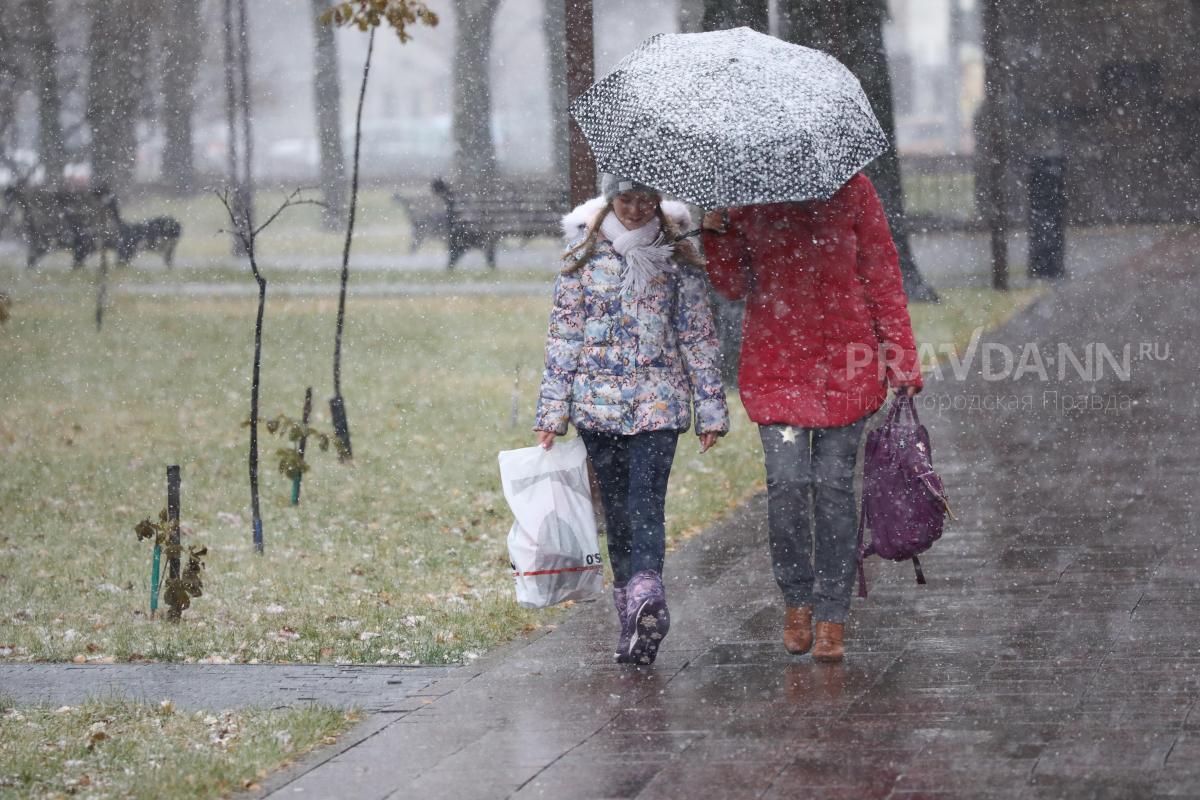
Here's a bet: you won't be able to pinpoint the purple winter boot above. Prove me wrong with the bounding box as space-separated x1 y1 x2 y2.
623 570 670 665
612 586 633 663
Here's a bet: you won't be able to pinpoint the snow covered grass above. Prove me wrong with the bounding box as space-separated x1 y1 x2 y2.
0 286 1038 665
0 695 354 799
0 293 764 664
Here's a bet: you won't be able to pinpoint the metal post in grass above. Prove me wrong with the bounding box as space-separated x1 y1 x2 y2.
292 387 313 505
166 465 182 621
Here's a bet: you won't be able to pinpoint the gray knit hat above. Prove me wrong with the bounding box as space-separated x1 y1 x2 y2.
601 173 660 201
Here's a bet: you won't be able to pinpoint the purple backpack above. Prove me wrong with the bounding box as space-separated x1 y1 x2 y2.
857 394 953 597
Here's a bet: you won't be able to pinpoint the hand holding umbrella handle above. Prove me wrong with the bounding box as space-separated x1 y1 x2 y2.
700 209 730 235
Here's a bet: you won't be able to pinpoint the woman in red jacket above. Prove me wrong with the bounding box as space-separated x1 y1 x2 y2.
701 172 922 662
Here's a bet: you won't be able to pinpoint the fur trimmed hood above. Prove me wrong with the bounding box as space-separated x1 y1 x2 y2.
560 196 694 241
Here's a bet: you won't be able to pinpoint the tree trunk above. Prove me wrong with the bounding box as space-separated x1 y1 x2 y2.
0 20 19 192
161 0 201 194
311 0 346 229
543 0 568 194
701 0 767 387
946 0 964 151
702 0 768 32
779 0 938 301
451 0 501 189
27 0 67 184
564 0 595 206
223 0 240 190
678 0 706 33
236 0 255 223
86 0 149 192
979 0 1009 290
222 0 248 255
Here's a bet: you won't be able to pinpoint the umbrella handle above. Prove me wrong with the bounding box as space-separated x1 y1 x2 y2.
672 228 703 243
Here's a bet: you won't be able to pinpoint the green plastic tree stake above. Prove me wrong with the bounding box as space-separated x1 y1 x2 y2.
291 387 313 505
150 544 161 616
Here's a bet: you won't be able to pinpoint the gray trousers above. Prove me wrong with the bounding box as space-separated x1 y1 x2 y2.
759 418 868 623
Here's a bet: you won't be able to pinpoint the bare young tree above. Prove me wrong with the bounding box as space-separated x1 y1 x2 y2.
320 0 439 461
329 27 376 461
217 187 322 554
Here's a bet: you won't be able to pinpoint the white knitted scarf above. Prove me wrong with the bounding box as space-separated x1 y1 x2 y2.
599 213 677 298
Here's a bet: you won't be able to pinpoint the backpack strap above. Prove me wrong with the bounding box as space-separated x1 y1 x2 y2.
856 506 869 599
883 395 906 426
912 555 926 585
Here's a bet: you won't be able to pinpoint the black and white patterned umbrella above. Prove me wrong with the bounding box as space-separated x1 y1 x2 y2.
569 27 888 209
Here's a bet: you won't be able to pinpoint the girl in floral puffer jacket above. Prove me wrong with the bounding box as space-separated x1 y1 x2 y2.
534 175 730 665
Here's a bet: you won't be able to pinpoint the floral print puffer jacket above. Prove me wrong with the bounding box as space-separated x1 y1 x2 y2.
535 203 730 438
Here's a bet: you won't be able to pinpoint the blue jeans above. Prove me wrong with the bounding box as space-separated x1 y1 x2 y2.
579 430 679 587
759 419 868 623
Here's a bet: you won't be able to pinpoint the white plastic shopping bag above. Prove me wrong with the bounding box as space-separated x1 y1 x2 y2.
498 438 604 608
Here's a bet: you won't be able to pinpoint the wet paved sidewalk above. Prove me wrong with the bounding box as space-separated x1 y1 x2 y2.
0 664 452 713
3 230 1196 798
243 229 1200 798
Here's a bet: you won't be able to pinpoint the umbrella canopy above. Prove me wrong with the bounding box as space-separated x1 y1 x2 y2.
569 27 888 209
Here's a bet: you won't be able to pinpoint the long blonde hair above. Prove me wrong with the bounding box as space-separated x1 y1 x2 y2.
561 201 704 274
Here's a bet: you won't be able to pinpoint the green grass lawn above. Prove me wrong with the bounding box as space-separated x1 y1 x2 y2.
0 696 355 799
0 283 1040 666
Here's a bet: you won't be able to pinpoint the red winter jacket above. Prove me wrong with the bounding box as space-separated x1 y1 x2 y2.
702 173 923 429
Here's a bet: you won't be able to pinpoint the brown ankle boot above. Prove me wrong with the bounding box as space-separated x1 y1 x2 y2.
812 621 845 662
783 606 813 655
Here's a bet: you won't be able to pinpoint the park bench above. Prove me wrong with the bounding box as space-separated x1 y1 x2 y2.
394 179 568 269
2 185 182 269
2 185 122 269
